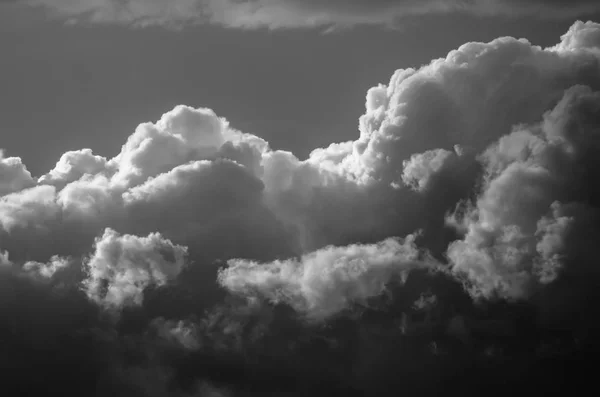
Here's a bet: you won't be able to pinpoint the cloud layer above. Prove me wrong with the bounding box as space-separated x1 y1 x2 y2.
19 0 600 29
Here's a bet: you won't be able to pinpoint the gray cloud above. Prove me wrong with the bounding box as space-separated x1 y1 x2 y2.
18 0 600 29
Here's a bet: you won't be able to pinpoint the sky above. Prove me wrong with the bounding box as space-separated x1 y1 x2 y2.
2 1 600 396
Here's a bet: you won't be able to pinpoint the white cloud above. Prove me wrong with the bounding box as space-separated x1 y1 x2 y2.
0 151 35 196
218 234 433 321
551 20 600 52
447 85 600 299
83 228 188 309
23 255 70 278
401 148 458 192
39 148 109 187
0 184 59 232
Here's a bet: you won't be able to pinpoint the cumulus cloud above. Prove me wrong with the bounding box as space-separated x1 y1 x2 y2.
218 234 434 321
83 228 189 309
19 0 600 29
23 255 70 278
0 184 59 232
39 148 109 187
401 147 461 192
448 84 600 301
0 150 34 196
0 103 291 263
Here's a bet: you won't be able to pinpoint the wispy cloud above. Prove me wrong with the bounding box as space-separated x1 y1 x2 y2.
18 0 600 29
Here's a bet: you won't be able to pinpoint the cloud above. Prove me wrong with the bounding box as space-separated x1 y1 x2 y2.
448 84 600 302
152 317 201 350
0 151 35 196
83 228 189 309
218 234 435 321
1 19 600 396
20 0 600 29
23 255 70 278
401 147 461 192
0 104 291 262
0 184 59 232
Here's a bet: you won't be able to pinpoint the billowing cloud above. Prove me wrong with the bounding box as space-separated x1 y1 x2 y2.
0 103 290 263
218 234 434 321
0 151 34 196
83 228 189 309
39 148 108 187
19 0 600 29
401 147 461 192
448 84 600 302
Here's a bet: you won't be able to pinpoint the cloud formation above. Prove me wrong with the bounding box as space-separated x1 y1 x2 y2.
448 84 600 312
1 19 600 397
18 0 600 29
219 234 432 321
83 228 189 309
0 151 34 196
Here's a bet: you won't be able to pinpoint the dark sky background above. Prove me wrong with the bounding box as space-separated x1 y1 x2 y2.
1 3 594 175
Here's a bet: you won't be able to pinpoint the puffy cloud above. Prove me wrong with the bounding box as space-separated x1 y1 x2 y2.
0 104 290 263
218 234 433 321
551 20 600 52
259 20 600 255
0 184 59 232
21 0 600 29
0 151 35 196
315 22 600 188
448 85 600 300
23 255 70 279
83 228 189 309
39 148 109 187
109 105 232 188
401 147 459 192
